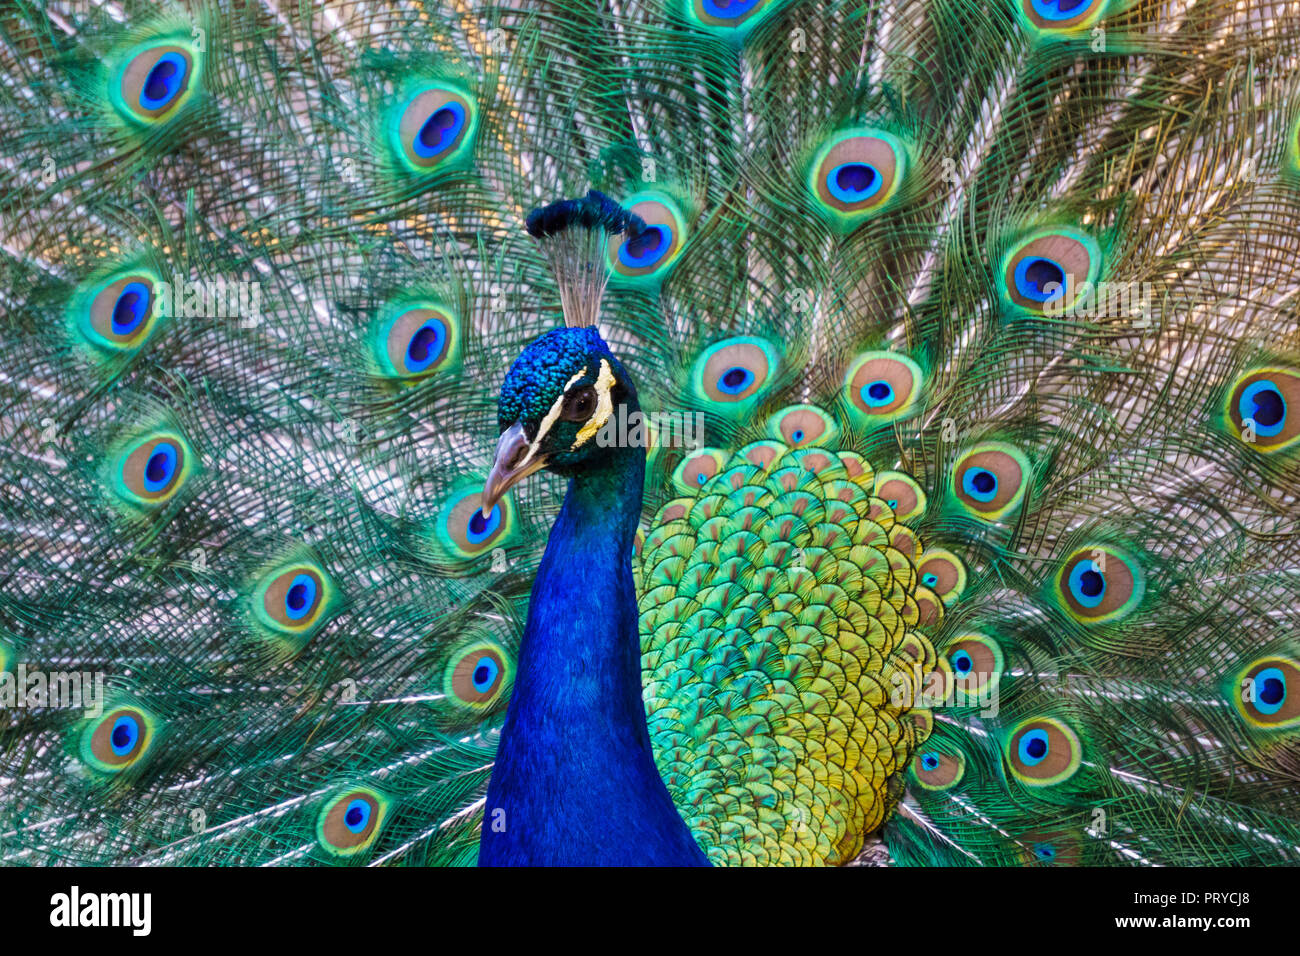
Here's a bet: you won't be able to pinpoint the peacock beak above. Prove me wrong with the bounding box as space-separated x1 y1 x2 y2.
482 422 547 514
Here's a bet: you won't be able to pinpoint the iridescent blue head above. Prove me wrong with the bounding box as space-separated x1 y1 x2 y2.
482 326 640 511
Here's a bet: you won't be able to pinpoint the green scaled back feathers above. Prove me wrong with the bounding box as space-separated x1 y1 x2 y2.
1 0 1299 866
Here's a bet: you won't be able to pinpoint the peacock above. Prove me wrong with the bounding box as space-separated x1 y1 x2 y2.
1 0 1300 868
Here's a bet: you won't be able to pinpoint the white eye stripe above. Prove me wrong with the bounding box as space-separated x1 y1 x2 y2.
522 360 617 457
572 360 616 449
520 369 587 467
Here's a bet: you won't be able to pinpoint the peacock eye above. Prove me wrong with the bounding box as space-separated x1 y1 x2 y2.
561 386 597 421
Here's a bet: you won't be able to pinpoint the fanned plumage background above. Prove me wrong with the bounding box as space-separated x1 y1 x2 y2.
1 0 1299 865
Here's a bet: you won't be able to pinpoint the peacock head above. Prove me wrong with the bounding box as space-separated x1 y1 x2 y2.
482 326 639 512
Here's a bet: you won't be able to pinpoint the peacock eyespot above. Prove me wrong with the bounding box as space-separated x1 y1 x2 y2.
264 568 323 626
1056 545 1143 623
252 563 337 641
686 0 774 31
691 337 778 411
845 352 922 424
392 86 476 172
81 705 156 773
126 438 181 498
113 42 197 123
317 787 388 856
911 748 965 790
809 129 908 224
446 642 511 709
111 430 194 511
608 193 686 281
945 634 1003 696
76 270 164 354
1000 228 1101 316
375 305 460 380
1020 0 1108 32
766 405 837 449
1233 657 1300 729
1006 717 1081 786
873 471 926 521
672 448 726 494
437 487 516 559
915 550 966 602
1226 368 1300 452
952 442 1030 519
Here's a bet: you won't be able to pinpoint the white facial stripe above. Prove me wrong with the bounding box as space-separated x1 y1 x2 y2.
572 360 616 449
521 369 587 466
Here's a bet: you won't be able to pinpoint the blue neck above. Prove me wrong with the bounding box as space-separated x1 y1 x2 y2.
478 439 709 866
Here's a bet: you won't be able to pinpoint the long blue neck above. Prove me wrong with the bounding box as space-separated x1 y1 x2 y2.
478 438 709 866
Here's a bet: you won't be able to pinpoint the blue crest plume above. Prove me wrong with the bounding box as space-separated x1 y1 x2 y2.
525 190 646 328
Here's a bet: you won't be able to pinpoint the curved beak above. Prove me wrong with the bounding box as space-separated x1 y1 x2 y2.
482 422 547 514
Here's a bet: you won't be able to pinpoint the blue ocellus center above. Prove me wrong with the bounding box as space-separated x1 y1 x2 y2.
112 723 133 749
703 0 762 17
1078 568 1104 598
1023 258 1065 298
971 471 996 495
145 61 176 101
112 287 148 335
837 163 876 193
1033 0 1090 19
145 451 170 485
420 107 459 150
1261 676 1286 706
465 504 502 545
1250 388 1284 427
863 381 893 405
716 365 755 396
625 226 665 259
410 326 437 360
286 582 309 612
1025 736 1048 760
